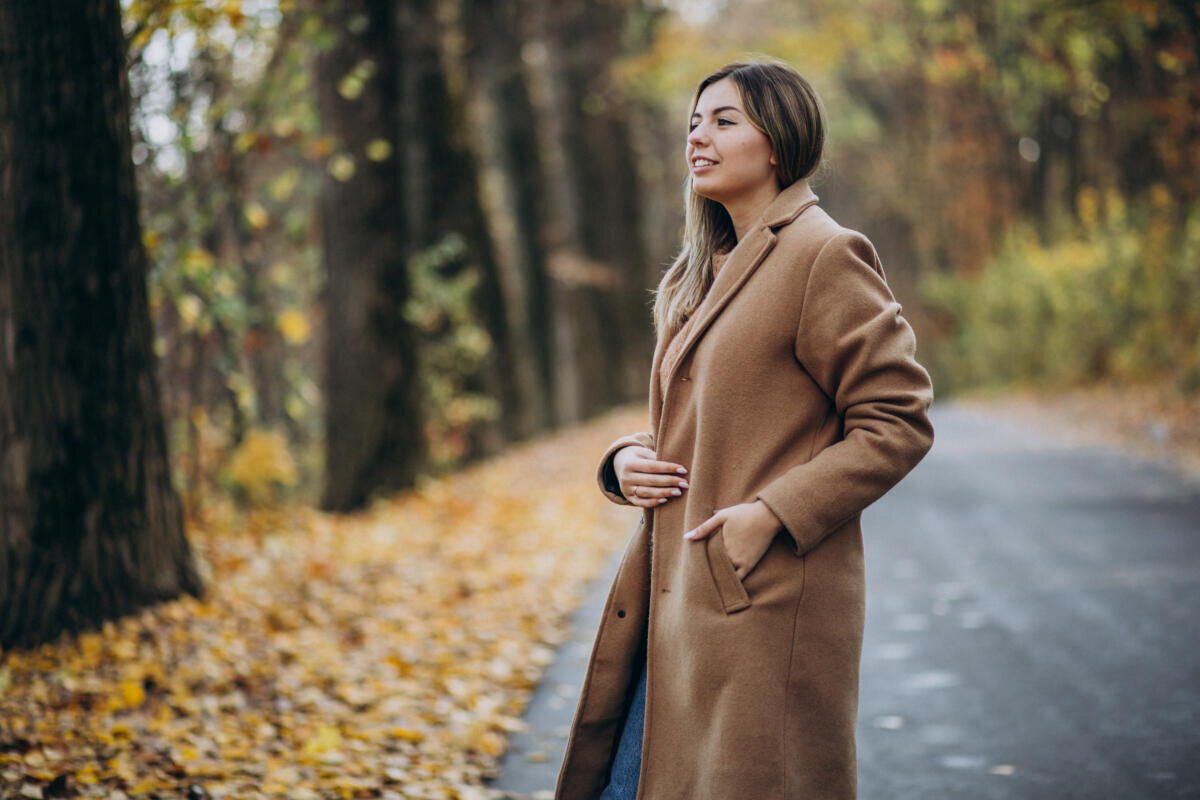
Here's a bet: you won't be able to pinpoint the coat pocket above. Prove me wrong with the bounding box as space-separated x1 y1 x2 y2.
706 525 752 614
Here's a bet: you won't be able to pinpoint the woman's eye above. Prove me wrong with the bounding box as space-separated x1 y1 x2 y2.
717 117 734 126
688 123 698 132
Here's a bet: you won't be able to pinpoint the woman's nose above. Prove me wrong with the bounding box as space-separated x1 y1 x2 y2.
687 125 708 148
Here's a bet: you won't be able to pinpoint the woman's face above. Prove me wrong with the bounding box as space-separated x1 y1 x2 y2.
687 77 777 206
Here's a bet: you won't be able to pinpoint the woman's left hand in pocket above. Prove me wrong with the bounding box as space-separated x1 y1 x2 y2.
684 500 783 580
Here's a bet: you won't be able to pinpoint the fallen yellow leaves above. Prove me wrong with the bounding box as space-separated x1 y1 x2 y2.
118 680 146 710
0 406 647 799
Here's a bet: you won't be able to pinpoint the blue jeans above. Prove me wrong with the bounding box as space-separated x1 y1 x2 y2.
598 654 648 800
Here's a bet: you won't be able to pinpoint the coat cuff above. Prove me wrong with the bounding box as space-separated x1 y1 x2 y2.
596 431 656 505
756 483 838 557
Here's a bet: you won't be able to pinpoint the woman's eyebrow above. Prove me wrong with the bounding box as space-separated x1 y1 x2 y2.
690 105 741 120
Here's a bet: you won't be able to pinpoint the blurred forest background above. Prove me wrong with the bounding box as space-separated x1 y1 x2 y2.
109 0 1198 514
99 0 1200 506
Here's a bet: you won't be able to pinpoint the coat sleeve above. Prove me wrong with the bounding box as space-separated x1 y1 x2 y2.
596 431 656 505
755 230 934 557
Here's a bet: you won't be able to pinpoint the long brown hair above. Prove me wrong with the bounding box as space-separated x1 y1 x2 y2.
650 60 826 341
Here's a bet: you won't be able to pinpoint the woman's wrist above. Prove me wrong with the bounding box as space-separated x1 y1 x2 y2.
752 499 784 533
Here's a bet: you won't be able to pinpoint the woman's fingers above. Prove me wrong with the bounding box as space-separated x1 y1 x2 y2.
626 482 681 505
634 457 688 476
683 511 724 540
617 452 688 507
625 470 687 501
626 487 671 507
629 471 687 488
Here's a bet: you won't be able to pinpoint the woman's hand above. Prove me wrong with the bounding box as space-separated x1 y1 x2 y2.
684 501 782 580
613 445 689 508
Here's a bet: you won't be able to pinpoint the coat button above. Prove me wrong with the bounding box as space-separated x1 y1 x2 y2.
617 609 626 618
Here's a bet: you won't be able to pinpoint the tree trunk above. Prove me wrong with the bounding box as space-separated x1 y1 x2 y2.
461 0 558 434
315 0 424 511
398 0 516 459
534 0 652 422
0 0 203 648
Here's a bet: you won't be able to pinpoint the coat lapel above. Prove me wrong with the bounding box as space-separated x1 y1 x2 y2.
662 224 777 389
649 325 668 439
653 180 821 430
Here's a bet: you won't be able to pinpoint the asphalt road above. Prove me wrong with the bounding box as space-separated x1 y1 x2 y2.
488 402 1200 799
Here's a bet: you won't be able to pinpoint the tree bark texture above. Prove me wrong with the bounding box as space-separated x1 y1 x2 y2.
462 0 558 435
536 0 652 421
316 0 425 511
398 0 517 459
0 0 203 648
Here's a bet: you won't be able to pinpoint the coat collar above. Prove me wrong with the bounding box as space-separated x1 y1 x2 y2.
650 179 821 433
761 178 820 229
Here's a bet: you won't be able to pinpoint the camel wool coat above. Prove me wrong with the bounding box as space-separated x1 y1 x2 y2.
554 178 935 800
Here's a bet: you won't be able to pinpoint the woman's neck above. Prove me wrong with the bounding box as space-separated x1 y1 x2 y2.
723 182 783 242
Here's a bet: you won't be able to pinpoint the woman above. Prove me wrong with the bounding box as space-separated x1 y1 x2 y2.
555 60 934 800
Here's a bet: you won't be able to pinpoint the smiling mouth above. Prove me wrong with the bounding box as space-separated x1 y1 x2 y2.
692 158 718 168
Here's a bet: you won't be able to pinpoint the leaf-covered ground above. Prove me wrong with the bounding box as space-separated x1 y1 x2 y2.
0 407 647 800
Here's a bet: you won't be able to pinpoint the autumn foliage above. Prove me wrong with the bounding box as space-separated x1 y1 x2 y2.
0 409 647 799
923 189 1200 394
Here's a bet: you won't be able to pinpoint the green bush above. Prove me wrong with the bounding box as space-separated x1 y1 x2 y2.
405 233 501 471
921 187 1200 395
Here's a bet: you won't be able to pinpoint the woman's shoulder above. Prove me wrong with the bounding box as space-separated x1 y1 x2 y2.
776 202 862 243
774 206 876 266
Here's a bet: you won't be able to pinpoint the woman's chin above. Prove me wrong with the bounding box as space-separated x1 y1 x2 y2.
690 182 726 203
